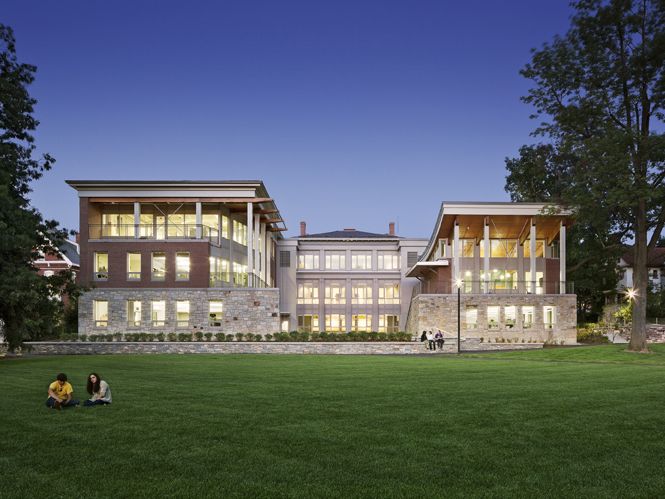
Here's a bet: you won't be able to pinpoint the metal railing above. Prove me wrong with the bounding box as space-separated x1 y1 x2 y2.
413 280 575 296
89 224 220 243
210 272 269 288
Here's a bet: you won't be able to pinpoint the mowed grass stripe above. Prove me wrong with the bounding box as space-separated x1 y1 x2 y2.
1 345 664 498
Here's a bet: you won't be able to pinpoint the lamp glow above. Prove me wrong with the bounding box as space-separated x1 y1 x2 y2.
626 288 637 301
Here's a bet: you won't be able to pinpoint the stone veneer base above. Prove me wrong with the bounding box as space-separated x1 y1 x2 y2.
22 340 544 355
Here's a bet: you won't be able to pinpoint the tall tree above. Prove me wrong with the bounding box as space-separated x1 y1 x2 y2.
506 0 665 351
0 24 75 351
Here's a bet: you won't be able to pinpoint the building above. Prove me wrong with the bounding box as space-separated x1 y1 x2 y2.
276 222 428 333
67 180 286 335
405 202 577 343
617 247 665 292
33 237 80 305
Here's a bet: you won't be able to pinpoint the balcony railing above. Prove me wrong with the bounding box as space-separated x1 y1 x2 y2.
414 280 575 296
89 224 219 243
210 272 269 288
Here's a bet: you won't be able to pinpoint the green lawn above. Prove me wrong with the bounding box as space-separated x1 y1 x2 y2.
2 345 665 498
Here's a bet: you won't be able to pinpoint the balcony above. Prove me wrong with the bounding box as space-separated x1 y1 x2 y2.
88 224 220 243
209 272 269 288
415 280 575 296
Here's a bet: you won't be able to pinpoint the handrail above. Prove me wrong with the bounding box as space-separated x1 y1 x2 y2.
88 224 219 243
417 280 575 295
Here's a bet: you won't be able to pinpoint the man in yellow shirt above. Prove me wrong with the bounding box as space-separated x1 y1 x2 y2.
46 373 80 409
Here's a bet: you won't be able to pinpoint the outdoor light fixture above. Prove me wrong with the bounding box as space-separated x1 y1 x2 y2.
626 288 637 301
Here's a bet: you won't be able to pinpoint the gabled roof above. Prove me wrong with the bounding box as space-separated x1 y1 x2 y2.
60 239 80 267
298 229 400 240
621 247 665 267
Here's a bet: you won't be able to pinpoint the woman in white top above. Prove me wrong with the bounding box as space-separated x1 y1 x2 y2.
84 373 112 406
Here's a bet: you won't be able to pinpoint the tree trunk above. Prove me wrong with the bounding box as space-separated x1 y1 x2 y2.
629 200 649 351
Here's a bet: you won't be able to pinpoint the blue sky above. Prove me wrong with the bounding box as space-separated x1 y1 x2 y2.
4 0 573 238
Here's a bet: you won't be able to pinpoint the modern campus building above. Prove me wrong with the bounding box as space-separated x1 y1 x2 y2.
69 181 577 343
276 222 428 333
405 202 577 343
68 180 286 335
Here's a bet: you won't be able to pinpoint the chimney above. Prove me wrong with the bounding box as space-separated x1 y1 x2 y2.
74 232 80 244
300 221 307 236
389 222 395 236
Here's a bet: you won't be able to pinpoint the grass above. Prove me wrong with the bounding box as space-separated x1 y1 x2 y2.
2 345 665 498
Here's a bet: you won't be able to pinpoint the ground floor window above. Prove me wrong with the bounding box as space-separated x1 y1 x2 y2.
325 314 346 332
176 300 190 328
297 314 319 333
93 300 108 327
487 306 500 329
465 306 478 330
151 300 166 327
504 306 516 329
209 300 223 326
351 314 372 332
127 300 141 327
522 306 534 329
544 306 556 329
378 314 399 333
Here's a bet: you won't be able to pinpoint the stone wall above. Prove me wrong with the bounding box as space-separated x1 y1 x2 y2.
24 340 544 355
78 288 280 336
406 293 577 344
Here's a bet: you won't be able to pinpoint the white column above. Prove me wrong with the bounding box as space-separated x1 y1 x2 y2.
530 220 536 294
560 222 566 294
228 215 234 282
483 220 490 293
453 221 460 283
254 214 261 284
247 202 254 286
134 202 140 239
265 234 272 287
195 202 202 239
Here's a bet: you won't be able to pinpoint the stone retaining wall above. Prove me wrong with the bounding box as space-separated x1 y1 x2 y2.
23 340 544 355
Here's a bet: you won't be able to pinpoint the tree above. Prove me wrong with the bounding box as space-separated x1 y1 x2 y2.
0 24 76 351
505 0 665 351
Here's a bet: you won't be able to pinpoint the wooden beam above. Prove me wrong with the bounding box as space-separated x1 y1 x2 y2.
518 218 532 245
255 209 279 215
89 197 273 204
263 218 283 224
267 227 288 232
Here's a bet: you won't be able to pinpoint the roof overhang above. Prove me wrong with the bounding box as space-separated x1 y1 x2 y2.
406 259 450 278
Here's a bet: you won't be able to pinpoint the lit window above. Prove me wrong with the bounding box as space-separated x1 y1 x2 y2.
378 315 399 333
177 301 190 328
94 252 108 280
378 252 400 270
462 240 475 257
505 306 516 329
127 253 141 280
176 252 190 280
232 220 247 245
465 306 478 330
522 306 534 329
127 300 141 327
297 252 319 270
480 240 518 258
324 283 346 304
233 262 247 286
351 314 372 332
544 306 556 329
209 301 223 326
151 252 166 281
93 300 108 327
525 271 544 294
297 283 319 304
325 314 346 333
210 257 230 284
202 214 219 240
487 306 500 329
351 282 372 304
351 251 372 270
325 251 346 270
139 214 154 238
167 214 197 238
101 213 134 237
524 240 545 258
297 315 319 333
221 215 230 239
378 283 399 304
151 301 166 327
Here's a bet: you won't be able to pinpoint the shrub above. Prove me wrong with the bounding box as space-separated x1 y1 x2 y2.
577 325 609 344
204 332 213 341
167 333 177 342
214 332 225 341
194 332 204 341
265 333 273 341
236 333 245 342
156 333 165 342
79 334 87 342
177 333 193 342
225 334 234 342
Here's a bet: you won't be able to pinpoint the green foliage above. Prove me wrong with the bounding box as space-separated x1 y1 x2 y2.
204 333 212 341
577 324 610 344
615 302 633 325
194 332 203 341
167 333 177 342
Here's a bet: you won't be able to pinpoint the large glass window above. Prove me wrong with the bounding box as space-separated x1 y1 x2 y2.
505 306 517 329
221 215 230 239
480 240 518 258
522 306 534 329
176 301 190 328
168 214 197 238
325 314 346 332
462 239 475 257
351 314 372 332
351 282 372 304
209 301 223 326
151 300 166 327
297 314 319 333
151 252 166 281
202 214 219 240
297 252 319 270
378 314 399 333
93 300 108 327
378 283 399 304
465 306 478 330
351 251 372 270
94 252 108 280
233 262 248 286
139 214 154 238
127 300 141 327
544 306 556 329
101 213 134 237
524 240 545 258
378 252 400 270
297 282 319 304
127 252 141 280
232 220 247 245
325 251 346 270
210 257 230 283
176 252 190 281
525 271 544 295
486 269 518 290
487 306 500 329
325 283 346 304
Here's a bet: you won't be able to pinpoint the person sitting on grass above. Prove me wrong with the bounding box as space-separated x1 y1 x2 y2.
84 373 112 407
46 373 79 410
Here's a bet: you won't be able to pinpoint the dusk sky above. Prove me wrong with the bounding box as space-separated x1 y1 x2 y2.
4 1 573 238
